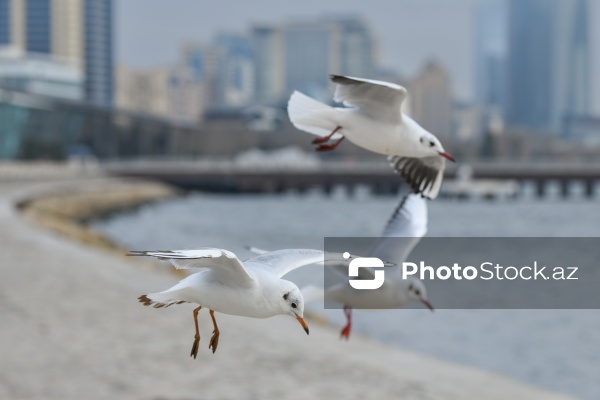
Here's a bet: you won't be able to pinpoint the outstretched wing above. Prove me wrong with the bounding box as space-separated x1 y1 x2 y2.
369 193 428 274
246 249 353 278
128 248 255 287
381 193 428 239
389 155 445 200
246 247 389 280
330 75 407 123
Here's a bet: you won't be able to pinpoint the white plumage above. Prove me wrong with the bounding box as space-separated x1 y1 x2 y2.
132 248 340 356
288 75 455 199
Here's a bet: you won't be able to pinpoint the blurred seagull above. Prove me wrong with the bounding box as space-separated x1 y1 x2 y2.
248 193 433 340
288 75 455 199
130 248 347 357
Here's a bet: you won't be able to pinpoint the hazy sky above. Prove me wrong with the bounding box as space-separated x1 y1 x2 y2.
116 0 600 110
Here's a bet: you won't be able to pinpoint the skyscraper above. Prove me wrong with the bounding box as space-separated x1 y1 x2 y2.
251 25 285 104
0 0 9 45
283 21 332 100
505 0 589 134
406 61 453 141
83 0 113 107
213 33 255 107
1 0 113 106
251 16 376 105
334 17 376 79
474 0 507 107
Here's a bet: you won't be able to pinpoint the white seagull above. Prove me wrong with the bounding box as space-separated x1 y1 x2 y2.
248 193 433 340
288 75 455 199
130 248 346 358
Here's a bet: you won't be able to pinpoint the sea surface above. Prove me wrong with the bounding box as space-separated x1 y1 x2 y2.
93 190 600 399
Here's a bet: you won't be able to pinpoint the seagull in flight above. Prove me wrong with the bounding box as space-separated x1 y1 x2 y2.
130 248 348 358
288 75 455 199
248 193 433 340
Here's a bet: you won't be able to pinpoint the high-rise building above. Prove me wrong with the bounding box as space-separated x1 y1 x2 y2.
251 25 284 105
116 64 203 122
333 17 376 79
406 62 453 140
0 0 9 45
251 16 376 105
212 33 255 107
505 0 589 134
1 0 113 106
474 0 507 107
282 21 332 101
82 0 113 107
282 17 376 101
182 42 223 107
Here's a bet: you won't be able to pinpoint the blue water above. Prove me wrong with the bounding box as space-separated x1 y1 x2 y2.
93 191 600 399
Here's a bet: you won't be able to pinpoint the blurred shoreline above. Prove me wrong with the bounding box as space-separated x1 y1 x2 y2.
0 171 574 399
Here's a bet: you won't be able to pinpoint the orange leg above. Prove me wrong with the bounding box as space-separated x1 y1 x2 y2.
312 126 342 144
340 305 352 340
208 310 220 354
190 306 202 359
316 136 345 152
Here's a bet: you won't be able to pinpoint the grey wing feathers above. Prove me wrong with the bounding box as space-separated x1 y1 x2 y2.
368 193 428 271
389 155 445 200
382 193 428 238
330 75 407 122
246 249 327 278
128 248 255 286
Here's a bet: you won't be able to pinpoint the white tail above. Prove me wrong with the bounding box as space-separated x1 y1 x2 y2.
138 291 187 308
301 285 325 303
287 91 340 138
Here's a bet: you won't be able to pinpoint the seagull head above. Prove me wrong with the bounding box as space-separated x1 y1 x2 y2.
418 134 455 162
280 281 309 335
406 278 434 311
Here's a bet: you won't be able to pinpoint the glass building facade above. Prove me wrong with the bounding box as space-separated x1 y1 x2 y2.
0 0 9 45
0 89 200 160
505 0 589 134
25 0 51 53
84 0 114 107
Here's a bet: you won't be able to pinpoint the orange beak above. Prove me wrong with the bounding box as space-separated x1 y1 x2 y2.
438 151 456 162
422 300 434 311
296 314 309 335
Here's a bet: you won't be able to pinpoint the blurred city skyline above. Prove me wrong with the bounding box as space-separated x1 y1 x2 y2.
115 0 600 111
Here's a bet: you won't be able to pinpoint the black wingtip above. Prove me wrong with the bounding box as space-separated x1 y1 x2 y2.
330 74 352 84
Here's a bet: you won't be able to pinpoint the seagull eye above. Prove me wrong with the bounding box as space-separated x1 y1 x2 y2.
429 141 434 147
415 290 421 296
291 303 297 309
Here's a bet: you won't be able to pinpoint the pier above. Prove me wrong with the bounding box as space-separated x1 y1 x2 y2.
105 160 600 199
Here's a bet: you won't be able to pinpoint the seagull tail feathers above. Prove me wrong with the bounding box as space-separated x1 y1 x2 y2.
138 292 187 309
301 285 325 304
288 91 340 138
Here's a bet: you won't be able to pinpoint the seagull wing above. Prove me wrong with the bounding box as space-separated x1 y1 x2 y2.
381 193 428 239
247 249 346 278
389 155 445 199
128 248 256 287
330 75 407 123
369 194 428 275
245 247 374 280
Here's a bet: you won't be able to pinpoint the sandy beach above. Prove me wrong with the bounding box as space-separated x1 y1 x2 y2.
0 173 573 400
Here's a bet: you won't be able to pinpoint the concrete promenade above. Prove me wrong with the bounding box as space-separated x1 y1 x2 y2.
0 176 573 399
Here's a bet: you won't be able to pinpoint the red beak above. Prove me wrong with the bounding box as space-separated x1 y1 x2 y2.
438 151 456 162
422 300 434 312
